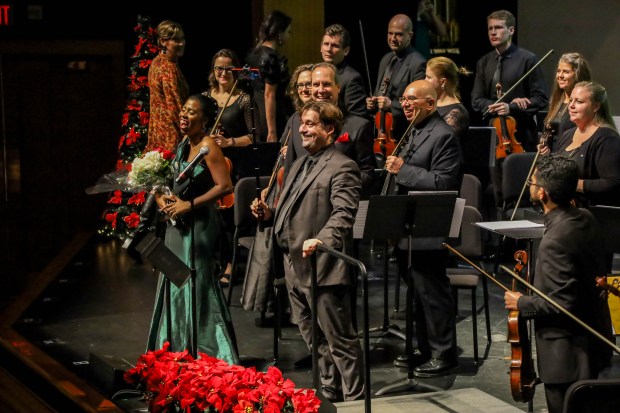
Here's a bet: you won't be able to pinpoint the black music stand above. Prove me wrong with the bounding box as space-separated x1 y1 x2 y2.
364 192 457 396
354 200 405 342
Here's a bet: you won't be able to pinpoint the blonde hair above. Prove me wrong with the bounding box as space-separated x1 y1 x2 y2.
427 56 462 99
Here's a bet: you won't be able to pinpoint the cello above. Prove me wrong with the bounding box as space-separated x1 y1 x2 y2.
507 250 538 403
493 83 524 160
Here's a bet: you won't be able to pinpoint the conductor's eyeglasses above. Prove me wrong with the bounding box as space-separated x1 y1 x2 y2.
297 82 312 90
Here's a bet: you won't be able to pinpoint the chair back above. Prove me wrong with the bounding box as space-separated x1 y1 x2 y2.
502 152 536 211
453 206 483 258
233 176 270 228
460 174 482 211
563 379 620 413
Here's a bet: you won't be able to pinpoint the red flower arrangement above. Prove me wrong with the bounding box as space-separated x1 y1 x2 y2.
124 342 321 413
98 15 157 239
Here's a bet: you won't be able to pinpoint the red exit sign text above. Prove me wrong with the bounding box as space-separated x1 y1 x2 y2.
0 5 11 26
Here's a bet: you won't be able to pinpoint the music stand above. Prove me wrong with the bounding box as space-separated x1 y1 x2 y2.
354 200 405 342
362 192 457 396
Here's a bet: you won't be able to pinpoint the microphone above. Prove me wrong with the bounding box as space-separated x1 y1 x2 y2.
175 146 209 184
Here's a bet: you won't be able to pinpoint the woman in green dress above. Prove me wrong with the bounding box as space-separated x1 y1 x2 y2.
148 94 239 364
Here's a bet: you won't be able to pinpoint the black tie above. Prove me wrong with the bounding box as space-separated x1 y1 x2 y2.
492 55 503 92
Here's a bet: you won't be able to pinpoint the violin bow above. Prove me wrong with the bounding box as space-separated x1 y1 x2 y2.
445 242 620 355
508 122 557 221
501 264 620 355
266 127 291 199
482 49 554 117
209 79 238 135
379 108 421 195
358 20 374 97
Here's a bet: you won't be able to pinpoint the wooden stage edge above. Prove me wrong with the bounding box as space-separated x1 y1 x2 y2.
0 231 123 413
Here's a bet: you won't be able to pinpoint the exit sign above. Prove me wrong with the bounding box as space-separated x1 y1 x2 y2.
0 4 11 26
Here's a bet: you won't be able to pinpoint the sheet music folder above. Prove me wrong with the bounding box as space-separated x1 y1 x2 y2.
354 191 459 250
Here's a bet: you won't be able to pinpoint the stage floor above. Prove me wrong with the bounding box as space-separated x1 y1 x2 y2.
5 234 620 412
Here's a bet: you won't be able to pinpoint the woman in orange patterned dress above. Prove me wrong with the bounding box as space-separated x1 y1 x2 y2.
146 20 190 152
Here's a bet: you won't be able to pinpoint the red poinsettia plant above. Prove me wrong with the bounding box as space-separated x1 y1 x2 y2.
124 342 321 413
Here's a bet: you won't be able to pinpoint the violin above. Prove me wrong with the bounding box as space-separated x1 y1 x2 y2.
507 250 538 403
264 129 291 208
493 83 524 160
374 78 396 157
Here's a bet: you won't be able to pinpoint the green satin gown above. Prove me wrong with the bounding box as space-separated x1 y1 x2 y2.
147 139 239 364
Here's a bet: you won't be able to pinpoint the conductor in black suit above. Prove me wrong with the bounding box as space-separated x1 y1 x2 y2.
505 154 613 413
320 24 369 119
385 79 463 377
366 14 427 143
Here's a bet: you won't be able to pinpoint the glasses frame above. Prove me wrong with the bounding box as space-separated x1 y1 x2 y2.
214 66 234 74
398 96 430 105
296 82 312 90
526 178 541 187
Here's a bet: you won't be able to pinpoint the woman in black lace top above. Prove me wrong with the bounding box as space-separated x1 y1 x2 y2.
245 10 294 142
425 56 470 138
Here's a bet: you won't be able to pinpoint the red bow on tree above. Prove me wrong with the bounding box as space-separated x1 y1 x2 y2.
336 132 350 143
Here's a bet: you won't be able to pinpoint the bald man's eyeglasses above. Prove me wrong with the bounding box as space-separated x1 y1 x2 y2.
398 96 429 105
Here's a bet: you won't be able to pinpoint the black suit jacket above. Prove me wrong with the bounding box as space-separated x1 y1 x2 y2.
394 111 463 192
373 47 426 140
337 61 369 119
518 207 612 383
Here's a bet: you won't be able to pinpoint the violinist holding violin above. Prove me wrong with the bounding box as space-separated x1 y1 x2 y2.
366 14 426 145
471 10 548 152
202 48 256 286
504 154 613 413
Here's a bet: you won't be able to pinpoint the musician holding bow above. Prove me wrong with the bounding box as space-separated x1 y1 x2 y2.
387 80 463 377
504 154 613 413
471 10 548 205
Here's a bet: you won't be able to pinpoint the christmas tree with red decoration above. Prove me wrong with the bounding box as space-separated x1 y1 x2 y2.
99 15 158 238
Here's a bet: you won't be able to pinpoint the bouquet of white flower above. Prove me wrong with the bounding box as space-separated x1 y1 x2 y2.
86 148 175 195
127 148 175 191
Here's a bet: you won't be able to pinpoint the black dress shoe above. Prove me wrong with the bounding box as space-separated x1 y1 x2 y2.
413 358 458 377
393 349 429 368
